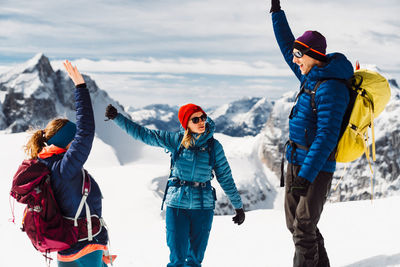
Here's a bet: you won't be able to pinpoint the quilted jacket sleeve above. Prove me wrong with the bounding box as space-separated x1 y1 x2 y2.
213 140 243 209
298 80 350 182
113 113 180 152
56 85 95 179
271 10 302 81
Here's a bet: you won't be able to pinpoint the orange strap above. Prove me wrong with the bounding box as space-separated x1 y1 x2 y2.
294 40 327 57
57 244 110 262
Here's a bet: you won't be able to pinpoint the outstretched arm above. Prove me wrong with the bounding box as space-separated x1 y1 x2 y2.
106 104 180 152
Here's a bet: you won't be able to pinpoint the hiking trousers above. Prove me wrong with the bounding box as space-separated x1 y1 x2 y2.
166 207 214 267
285 163 333 267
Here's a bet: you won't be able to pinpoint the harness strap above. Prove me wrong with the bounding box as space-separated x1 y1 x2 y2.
161 178 213 210
280 140 312 187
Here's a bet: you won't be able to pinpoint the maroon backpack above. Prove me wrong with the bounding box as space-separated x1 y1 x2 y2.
10 159 98 254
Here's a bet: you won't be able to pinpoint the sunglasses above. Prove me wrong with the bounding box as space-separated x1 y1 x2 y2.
191 114 207 124
292 48 310 58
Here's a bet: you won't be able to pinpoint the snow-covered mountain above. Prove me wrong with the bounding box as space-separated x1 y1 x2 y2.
2 54 399 206
208 97 273 137
0 53 143 165
260 67 400 202
0 54 275 215
127 104 180 132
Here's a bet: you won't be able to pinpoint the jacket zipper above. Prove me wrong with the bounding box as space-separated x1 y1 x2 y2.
189 150 198 209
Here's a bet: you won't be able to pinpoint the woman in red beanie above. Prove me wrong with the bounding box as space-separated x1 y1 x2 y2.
105 102 245 267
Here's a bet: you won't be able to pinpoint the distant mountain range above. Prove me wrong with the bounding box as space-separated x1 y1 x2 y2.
1 54 399 208
126 97 274 136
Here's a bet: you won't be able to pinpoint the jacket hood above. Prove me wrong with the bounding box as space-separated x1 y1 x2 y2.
307 53 354 81
179 117 215 146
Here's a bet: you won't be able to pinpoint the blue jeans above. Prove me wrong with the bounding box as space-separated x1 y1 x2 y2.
57 250 107 267
166 207 214 267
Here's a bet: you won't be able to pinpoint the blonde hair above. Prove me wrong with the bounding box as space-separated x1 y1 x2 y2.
180 128 201 149
24 118 69 159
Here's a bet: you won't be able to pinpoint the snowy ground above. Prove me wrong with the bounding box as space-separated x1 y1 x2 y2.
1 132 399 267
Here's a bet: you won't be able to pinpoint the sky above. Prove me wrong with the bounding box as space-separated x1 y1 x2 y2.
0 0 399 107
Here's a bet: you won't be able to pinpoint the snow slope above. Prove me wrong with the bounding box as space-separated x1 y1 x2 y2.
1 132 399 267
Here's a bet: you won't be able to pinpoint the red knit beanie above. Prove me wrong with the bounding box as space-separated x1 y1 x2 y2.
178 103 206 130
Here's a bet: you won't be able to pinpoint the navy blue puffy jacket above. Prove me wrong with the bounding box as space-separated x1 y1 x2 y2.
39 85 107 254
272 10 354 182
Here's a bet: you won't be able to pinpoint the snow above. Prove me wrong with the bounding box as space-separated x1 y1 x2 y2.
1 131 400 267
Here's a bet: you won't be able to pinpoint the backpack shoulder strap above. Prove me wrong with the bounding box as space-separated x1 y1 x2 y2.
207 137 216 169
308 80 328 114
307 79 350 114
169 134 184 177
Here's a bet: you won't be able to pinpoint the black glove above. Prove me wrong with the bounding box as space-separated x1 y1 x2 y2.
105 104 118 120
232 208 245 225
270 0 281 13
290 176 311 197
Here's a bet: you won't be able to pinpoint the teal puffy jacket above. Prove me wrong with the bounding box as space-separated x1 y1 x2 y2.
113 114 243 210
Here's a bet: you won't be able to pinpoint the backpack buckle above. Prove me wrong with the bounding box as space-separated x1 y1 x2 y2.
33 205 42 213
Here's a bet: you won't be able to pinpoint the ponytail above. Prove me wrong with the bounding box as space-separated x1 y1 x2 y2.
24 129 47 159
24 118 69 159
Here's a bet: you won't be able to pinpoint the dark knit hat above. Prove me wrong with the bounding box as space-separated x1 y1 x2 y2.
47 121 76 148
293 31 327 62
178 103 206 130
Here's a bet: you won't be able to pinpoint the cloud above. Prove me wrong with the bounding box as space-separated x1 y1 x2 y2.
51 58 291 77
1 0 399 108
1 0 396 70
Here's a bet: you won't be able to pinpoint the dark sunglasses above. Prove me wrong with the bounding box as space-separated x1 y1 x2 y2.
191 114 207 124
292 48 310 58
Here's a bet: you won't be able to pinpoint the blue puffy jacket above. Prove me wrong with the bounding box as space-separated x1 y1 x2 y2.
39 85 108 254
272 10 354 182
113 114 243 210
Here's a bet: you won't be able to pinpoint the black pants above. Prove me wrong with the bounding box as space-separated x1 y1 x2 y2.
285 163 332 267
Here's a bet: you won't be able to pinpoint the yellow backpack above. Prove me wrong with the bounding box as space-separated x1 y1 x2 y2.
335 69 391 166
304 66 390 198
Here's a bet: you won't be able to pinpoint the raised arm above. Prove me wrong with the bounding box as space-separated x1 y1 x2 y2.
106 104 180 152
270 1 302 80
56 61 95 178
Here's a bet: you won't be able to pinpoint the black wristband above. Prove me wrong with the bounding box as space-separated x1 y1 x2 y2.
76 83 87 89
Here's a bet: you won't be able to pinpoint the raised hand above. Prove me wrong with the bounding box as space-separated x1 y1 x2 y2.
232 208 245 225
63 60 85 86
270 0 281 13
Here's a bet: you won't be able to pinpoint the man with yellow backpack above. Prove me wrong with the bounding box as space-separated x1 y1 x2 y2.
270 0 390 266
